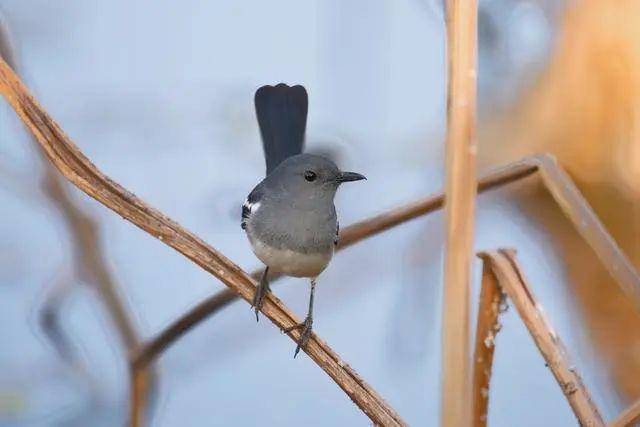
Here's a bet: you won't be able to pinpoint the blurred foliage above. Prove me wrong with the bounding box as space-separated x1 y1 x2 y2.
480 0 640 403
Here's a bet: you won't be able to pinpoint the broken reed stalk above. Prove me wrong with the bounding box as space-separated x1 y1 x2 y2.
471 261 504 426
132 152 640 373
610 398 640 427
479 250 605 426
442 0 478 424
0 18 153 427
0 58 406 427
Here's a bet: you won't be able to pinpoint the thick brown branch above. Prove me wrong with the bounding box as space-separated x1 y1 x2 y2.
479 250 605 426
0 57 406 426
471 259 504 426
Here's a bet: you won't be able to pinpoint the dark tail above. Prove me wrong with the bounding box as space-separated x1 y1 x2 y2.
254 83 308 175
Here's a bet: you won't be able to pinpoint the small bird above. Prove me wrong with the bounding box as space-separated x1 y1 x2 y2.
242 83 366 357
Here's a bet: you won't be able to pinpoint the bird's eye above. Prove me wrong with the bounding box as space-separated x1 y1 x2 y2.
304 170 317 182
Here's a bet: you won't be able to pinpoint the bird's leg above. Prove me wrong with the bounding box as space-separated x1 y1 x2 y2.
251 266 270 321
283 278 316 358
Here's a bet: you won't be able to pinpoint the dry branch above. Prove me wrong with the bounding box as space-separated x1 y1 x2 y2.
0 57 406 427
479 250 605 426
442 0 478 424
471 260 504 426
610 398 640 427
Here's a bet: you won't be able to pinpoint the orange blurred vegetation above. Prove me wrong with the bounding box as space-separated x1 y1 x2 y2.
481 0 640 401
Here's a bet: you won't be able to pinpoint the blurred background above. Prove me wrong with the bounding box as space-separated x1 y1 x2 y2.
0 0 638 425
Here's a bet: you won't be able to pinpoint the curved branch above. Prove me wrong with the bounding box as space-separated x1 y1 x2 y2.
0 57 406 426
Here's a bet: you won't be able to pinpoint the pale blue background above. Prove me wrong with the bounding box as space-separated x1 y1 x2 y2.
0 1 617 426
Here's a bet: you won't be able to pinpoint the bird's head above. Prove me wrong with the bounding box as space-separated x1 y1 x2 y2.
265 153 366 203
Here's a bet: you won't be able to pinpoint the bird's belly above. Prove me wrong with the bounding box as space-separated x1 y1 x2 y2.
250 238 332 278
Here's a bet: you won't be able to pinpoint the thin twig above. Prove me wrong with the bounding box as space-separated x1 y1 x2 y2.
610 398 640 427
471 259 504 426
442 0 478 423
0 57 406 426
133 153 640 371
479 249 605 426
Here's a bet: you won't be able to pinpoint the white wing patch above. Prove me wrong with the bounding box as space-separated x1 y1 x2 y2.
241 199 260 230
248 201 260 213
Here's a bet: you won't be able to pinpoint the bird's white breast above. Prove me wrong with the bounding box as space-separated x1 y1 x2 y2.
249 236 332 278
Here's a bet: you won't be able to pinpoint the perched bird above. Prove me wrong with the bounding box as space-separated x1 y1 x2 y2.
242 83 366 357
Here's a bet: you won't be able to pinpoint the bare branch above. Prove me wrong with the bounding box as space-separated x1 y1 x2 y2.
0 57 406 426
471 259 504 426
479 250 605 426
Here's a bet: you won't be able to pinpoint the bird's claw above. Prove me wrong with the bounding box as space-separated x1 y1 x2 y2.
251 274 270 322
283 316 313 358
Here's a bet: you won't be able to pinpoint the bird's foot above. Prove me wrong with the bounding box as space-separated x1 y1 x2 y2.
283 315 313 358
251 271 270 322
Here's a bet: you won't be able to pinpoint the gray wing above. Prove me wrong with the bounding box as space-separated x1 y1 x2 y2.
334 221 339 246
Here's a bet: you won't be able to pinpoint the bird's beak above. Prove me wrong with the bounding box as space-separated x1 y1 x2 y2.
336 171 367 183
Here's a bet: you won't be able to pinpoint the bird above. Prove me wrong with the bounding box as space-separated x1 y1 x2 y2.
242 83 366 357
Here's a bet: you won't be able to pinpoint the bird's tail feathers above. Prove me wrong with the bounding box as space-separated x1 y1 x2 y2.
254 83 308 175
